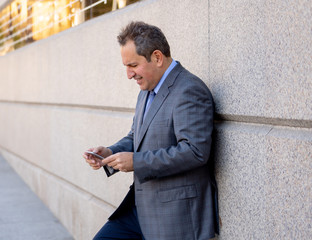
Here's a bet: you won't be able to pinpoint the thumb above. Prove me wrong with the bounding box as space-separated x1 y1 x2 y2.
102 154 115 166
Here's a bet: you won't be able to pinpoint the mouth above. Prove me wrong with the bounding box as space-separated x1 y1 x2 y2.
134 76 142 84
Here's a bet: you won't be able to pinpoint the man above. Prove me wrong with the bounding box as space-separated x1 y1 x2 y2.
84 21 219 240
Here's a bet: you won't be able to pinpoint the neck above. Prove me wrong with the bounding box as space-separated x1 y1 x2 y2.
150 57 173 91
161 57 173 74
164 57 173 69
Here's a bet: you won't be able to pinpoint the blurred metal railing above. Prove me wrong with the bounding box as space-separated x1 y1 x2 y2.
0 0 135 56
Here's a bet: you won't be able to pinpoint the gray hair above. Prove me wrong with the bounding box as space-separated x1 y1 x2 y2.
117 21 171 62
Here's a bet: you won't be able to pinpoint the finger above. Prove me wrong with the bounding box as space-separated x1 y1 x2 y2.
85 158 95 164
93 146 103 154
91 161 101 168
108 161 118 169
116 164 127 172
102 154 116 165
116 164 123 172
89 163 98 168
86 159 102 169
83 153 90 160
83 147 98 158
83 152 94 160
92 165 101 170
88 162 98 168
109 162 119 171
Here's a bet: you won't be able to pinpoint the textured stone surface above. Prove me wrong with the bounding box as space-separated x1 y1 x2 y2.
214 122 270 239
209 0 312 121
0 102 133 206
214 122 312 239
264 0 312 121
265 127 312 239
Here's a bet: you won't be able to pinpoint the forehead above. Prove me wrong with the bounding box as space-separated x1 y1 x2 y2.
120 41 145 65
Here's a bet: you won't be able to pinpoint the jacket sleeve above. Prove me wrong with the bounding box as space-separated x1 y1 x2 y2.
108 124 134 154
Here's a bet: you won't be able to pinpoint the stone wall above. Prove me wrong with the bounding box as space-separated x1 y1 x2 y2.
0 0 311 239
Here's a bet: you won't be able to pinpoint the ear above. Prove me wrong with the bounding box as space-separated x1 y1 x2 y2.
151 50 164 67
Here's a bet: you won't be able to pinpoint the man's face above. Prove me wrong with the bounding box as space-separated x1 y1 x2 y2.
121 40 160 91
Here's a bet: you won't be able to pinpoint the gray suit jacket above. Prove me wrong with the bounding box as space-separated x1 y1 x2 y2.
109 62 219 240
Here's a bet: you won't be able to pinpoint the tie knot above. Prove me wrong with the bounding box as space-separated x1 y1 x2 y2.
150 90 156 96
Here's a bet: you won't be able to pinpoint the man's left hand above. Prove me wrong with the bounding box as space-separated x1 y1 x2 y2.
102 152 134 172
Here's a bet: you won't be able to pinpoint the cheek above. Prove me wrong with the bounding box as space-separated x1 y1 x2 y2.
136 68 147 78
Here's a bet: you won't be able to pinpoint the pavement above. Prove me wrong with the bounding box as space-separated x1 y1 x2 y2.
0 154 74 240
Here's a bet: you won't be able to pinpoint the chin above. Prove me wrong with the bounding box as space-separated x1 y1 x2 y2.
139 85 147 91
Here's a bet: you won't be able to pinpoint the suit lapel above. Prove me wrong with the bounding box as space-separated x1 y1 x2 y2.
134 62 183 152
138 91 148 126
134 91 148 150
135 87 169 151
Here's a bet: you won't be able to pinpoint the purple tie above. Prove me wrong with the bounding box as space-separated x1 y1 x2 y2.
143 91 156 121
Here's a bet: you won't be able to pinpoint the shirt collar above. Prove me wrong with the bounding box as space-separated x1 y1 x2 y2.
153 59 177 94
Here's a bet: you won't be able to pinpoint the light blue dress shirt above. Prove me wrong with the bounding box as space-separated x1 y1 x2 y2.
153 59 177 94
143 59 177 118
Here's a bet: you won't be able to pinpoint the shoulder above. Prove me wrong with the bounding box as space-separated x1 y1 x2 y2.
173 63 212 99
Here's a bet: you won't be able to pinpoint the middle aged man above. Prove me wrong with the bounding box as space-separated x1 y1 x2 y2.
84 21 219 240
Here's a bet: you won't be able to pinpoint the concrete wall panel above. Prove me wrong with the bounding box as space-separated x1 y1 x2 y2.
214 122 269 239
214 123 312 239
265 127 312 239
0 102 133 206
210 0 312 121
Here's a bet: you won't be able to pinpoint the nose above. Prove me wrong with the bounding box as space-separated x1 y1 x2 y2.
127 67 135 79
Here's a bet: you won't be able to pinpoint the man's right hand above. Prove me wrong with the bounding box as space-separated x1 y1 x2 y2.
83 146 113 170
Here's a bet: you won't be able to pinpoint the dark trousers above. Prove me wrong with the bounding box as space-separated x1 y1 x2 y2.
93 205 145 240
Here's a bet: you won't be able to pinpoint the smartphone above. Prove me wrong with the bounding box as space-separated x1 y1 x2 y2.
86 151 104 159
85 151 118 176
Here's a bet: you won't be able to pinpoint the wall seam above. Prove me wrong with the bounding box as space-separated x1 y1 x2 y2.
1 100 310 128
0 100 135 114
216 114 312 129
